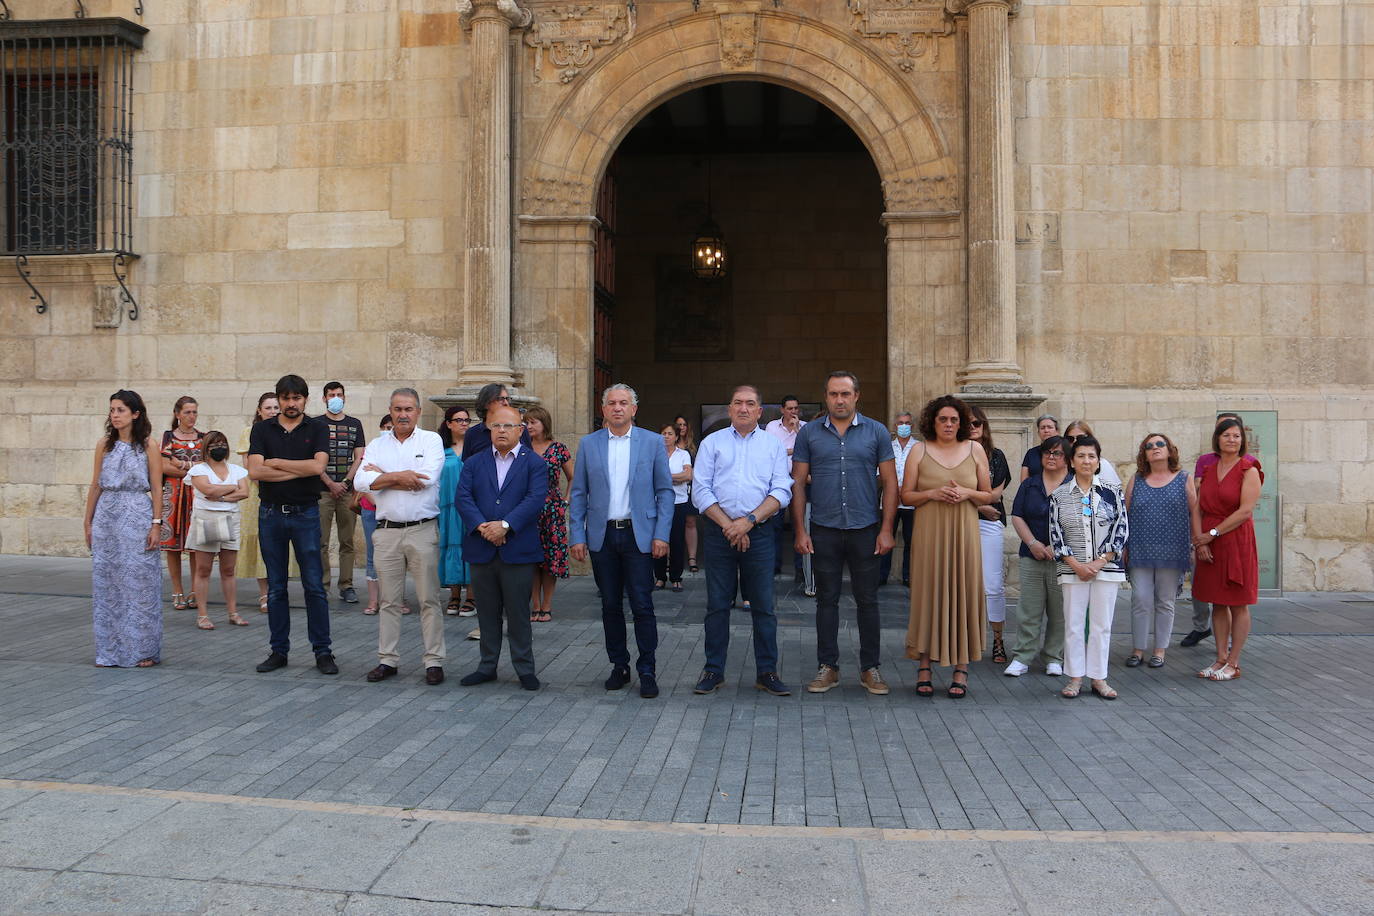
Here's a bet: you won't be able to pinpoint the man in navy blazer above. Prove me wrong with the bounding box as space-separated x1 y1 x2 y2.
456 404 548 690
569 384 674 698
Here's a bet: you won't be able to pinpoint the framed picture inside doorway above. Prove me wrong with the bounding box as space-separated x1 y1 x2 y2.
654 256 733 362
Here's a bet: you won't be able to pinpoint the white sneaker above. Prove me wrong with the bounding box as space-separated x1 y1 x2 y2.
1045 662 1064 676
1003 660 1028 677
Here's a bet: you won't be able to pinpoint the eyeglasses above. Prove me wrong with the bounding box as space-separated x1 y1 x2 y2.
1044 450 1064 458
489 423 520 431
495 396 511 404
449 417 470 424
1146 439 1167 450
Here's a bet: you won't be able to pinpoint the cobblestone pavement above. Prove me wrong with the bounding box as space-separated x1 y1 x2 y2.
3 557 1373 834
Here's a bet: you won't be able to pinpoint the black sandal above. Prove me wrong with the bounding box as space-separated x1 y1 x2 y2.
915 666 934 698
654 579 667 590
991 637 1007 665
688 557 698 573
947 667 969 699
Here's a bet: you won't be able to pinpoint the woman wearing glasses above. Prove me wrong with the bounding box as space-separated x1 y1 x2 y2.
901 395 994 698
439 406 475 617
1122 433 1197 669
1005 436 1069 677
1049 435 1129 699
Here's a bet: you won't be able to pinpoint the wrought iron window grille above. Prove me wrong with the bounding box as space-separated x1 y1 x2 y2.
1 18 146 317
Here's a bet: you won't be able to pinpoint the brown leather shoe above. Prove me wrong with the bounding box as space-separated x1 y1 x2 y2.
425 666 444 686
860 667 890 695
366 664 397 683
806 664 840 693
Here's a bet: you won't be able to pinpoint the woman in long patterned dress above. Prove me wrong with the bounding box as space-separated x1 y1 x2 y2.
438 405 474 616
527 405 572 622
236 392 281 613
160 396 204 610
84 390 164 668
1192 417 1263 682
902 395 994 698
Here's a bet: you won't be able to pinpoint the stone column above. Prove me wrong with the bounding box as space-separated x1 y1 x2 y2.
452 0 531 394
958 0 1025 391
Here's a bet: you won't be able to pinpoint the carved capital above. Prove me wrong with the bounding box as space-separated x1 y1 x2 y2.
848 0 954 72
460 0 534 30
525 3 635 84
945 0 1021 17
521 176 594 217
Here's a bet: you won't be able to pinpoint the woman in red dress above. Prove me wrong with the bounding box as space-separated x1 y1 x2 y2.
1190 417 1263 682
160 396 205 610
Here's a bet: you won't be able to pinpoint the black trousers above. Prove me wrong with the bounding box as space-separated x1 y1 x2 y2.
812 522 882 670
654 502 690 584
470 557 536 677
878 509 914 584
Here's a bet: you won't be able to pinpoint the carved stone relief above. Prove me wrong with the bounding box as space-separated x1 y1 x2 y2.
521 176 594 216
882 174 959 212
525 3 635 84
717 9 758 70
848 0 954 72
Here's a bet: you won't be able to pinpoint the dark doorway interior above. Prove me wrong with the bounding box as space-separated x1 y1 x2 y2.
595 81 888 431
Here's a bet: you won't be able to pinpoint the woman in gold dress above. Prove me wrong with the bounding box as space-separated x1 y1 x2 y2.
902 395 994 698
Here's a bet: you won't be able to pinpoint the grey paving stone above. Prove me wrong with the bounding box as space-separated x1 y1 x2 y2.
345 898 614 916
370 821 566 906
859 840 1020 915
539 829 700 914
1126 841 1307 915
0 866 56 908
13 871 211 913
217 810 423 892
994 842 1176 915
0 791 174 869
1243 842 1374 915
696 835 864 916
200 882 348 914
79 801 296 879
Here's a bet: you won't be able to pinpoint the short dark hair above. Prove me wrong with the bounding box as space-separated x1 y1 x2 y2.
379 415 392 429
275 374 308 399
917 394 971 441
780 394 799 408
826 371 859 391
323 381 345 396
439 404 470 447
1039 435 1067 457
474 383 507 419
1211 417 1249 457
1067 434 1102 472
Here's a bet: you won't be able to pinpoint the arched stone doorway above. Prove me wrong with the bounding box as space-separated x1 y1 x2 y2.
511 8 965 436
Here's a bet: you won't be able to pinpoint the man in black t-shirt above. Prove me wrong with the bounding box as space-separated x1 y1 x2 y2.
247 374 337 675
317 381 365 604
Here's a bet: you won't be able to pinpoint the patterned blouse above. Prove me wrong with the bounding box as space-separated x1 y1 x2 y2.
1048 475 1129 583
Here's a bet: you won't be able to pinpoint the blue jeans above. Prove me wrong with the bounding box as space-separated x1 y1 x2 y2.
702 518 778 677
259 503 331 657
361 507 377 579
591 523 658 675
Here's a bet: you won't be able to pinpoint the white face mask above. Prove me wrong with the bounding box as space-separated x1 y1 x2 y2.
896 423 912 438
326 396 344 414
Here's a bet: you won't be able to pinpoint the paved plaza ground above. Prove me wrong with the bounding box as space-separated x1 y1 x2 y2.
1 555 1372 913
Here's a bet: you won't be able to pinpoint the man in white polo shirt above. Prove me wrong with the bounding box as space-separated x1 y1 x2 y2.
354 387 447 686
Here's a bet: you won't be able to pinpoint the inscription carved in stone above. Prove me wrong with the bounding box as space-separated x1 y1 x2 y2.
882 174 959 212
521 176 594 216
848 0 954 72
526 4 635 84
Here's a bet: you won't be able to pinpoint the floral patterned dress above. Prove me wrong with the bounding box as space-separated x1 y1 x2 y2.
537 440 571 578
159 429 204 552
92 441 163 666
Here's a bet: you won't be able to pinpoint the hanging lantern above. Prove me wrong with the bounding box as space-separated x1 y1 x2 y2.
691 219 727 280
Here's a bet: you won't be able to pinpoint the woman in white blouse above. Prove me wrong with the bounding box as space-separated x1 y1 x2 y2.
655 423 694 593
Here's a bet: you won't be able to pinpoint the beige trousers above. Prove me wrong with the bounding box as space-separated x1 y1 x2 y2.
374 519 446 668
318 491 357 589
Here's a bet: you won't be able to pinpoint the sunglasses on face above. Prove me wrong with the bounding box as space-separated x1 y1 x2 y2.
970 420 984 428
1146 440 1167 450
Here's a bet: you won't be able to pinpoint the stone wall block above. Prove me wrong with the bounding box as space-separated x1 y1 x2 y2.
233 169 321 214
236 332 328 379
221 284 300 333
287 211 405 249
386 331 457 381
1286 167 1372 214
1082 165 1179 210
320 167 393 212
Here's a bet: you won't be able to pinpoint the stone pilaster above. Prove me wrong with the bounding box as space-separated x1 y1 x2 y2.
450 0 532 398
956 0 1025 392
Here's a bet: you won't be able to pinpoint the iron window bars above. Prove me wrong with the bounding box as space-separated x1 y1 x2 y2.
0 18 146 317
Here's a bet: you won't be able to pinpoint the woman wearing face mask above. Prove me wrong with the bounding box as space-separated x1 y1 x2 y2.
1049 435 1129 700
1191 418 1263 682
185 430 251 629
160 396 204 611
1019 414 1060 482
237 393 289 613
968 405 1011 664
85 390 164 667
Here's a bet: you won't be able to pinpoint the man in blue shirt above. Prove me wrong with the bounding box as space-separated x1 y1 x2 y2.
792 371 897 695
691 384 794 696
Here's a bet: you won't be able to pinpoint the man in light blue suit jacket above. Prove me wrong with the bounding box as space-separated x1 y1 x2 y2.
569 384 674 698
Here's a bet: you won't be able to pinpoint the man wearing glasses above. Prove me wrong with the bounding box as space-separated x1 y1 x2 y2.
1004 435 1071 677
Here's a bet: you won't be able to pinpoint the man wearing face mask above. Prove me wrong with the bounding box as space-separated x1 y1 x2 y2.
879 411 917 588
318 382 365 604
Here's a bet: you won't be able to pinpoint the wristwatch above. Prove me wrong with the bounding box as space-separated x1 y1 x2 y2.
746 513 758 526
1209 527 1218 538
499 520 511 531
151 518 162 525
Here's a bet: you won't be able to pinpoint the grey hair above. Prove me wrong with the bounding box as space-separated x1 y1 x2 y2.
601 383 639 406
732 384 761 402
1035 413 1059 427
895 409 913 420
390 387 421 405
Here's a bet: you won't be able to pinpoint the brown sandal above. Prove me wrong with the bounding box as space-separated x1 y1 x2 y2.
196 615 215 630
227 612 249 627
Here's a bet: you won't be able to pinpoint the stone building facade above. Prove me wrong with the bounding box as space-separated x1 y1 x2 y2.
0 0 1369 591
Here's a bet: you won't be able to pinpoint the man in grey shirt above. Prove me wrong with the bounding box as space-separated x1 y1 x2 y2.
792 371 897 695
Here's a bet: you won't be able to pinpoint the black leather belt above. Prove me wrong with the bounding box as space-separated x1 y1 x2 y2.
607 519 632 529
378 516 436 529
263 503 312 515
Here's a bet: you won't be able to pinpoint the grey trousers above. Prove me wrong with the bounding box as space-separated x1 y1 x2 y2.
1189 595 1212 631
1128 566 1182 652
470 557 536 678
1011 556 1065 667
